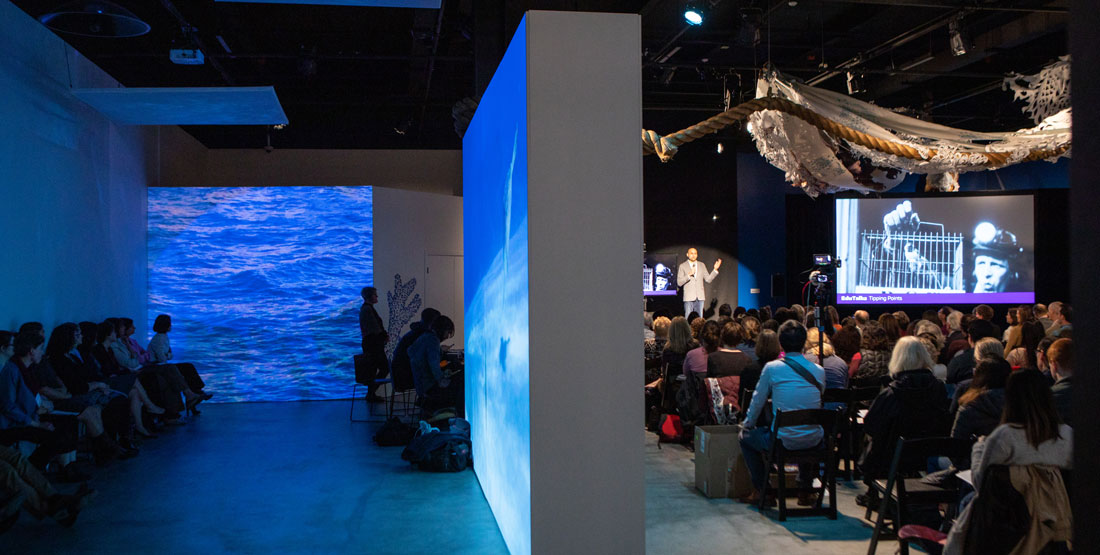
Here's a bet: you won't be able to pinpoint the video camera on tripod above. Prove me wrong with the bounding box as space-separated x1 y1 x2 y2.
809 254 841 286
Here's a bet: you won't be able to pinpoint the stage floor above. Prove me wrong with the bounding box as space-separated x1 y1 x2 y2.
5 401 894 554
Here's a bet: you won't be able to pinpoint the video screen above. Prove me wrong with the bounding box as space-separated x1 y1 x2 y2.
148 186 373 402
461 16 531 555
643 253 678 296
835 195 1035 305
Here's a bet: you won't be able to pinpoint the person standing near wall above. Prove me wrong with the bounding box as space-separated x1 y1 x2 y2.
359 287 389 402
677 247 721 317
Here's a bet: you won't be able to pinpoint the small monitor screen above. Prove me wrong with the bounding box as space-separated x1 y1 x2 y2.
644 253 678 296
835 195 1035 305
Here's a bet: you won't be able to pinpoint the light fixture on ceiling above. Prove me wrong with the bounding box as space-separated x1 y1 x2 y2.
846 71 866 95
684 2 704 26
949 18 969 56
39 1 151 38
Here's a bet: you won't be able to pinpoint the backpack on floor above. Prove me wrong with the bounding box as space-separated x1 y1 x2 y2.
373 417 417 446
401 418 472 472
657 413 683 445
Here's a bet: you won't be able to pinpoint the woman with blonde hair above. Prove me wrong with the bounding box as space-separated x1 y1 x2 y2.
856 336 951 507
645 316 672 358
803 327 849 389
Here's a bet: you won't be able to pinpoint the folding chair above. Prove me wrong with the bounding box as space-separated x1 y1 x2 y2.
823 386 882 480
866 436 971 555
759 408 841 521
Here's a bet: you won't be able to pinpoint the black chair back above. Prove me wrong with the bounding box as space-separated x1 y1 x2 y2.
887 436 971 477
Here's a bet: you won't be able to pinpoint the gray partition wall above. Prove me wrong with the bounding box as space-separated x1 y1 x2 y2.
463 11 644 555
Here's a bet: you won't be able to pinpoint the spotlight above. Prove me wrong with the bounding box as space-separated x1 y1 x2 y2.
716 142 724 154
949 19 969 56
684 2 704 26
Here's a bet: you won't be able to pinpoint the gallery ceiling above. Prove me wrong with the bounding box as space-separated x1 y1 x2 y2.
12 0 1068 150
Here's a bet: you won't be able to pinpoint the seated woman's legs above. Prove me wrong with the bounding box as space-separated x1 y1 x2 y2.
174 362 207 394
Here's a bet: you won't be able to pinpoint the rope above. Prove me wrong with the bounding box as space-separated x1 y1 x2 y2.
641 96 1070 169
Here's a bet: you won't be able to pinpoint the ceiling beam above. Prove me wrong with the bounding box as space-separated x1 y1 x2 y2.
807 0 1068 14
865 10 1067 100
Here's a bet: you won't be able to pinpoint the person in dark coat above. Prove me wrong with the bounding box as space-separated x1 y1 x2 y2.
951 357 1011 468
1047 338 1073 426
857 336 951 507
946 319 997 384
389 308 440 393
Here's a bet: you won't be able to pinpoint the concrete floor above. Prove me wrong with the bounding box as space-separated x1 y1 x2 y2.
4 401 895 554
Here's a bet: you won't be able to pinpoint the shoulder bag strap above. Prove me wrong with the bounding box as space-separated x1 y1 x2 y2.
782 358 825 395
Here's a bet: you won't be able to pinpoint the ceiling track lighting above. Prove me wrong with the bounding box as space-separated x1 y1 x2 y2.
949 18 969 57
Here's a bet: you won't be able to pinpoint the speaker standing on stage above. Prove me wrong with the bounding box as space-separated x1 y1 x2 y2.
359 286 389 402
677 247 721 317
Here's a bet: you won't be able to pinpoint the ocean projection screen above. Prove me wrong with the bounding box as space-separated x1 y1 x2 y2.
148 186 373 402
835 194 1035 305
463 16 531 555
465 11 643 555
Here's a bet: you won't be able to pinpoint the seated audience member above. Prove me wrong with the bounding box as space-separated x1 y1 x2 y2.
0 444 95 530
945 313 976 362
1002 308 1019 344
853 325 891 382
973 304 1001 338
684 321 720 377
829 325 862 377
856 336 950 507
408 316 459 412
643 313 655 341
790 304 807 324
1006 320 1045 369
758 306 772 322
45 324 136 462
1046 302 1072 338
803 327 848 390
736 317 760 361
951 337 1006 409
76 321 162 432
1047 338 1073 426
951 358 1011 468
391 308 441 391
13 330 119 459
121 317 209 406
827 306 841 332
738 321 825 507
944 369 1073 554
760 319 780 332
0 331 12 368
937 306 954 334
1004 305 1036 352
854 310 870 332
0 334 83 480
661 316 696 373
687 312 701 324
110 319 204 419
645 316 671 358
17 323 45 341
717 304 733 321
740 330 780 406
148 315 211 398
772 308 796 325
892 310 910 335
1035 336 1057 382
921 309 941 328
707 322 753 411
913 320 948 378
877 313 902 352
946 319 997 384
690 316 705 340
1034 303 1052 331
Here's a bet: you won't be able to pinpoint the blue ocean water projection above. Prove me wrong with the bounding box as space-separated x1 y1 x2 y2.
147 186 373 403
463 16 531 555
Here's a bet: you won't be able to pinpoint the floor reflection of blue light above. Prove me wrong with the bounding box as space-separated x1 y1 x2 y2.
463 17 531 555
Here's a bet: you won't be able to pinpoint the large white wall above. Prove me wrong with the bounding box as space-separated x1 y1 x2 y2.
0 1 150 333
373 188 464 349
526 12 644 554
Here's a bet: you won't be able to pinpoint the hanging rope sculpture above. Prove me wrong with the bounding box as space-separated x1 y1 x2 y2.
642 70 1071 196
